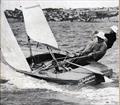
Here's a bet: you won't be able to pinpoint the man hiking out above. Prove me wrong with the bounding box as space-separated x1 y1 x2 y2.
105 25 118 49
76 31 107 61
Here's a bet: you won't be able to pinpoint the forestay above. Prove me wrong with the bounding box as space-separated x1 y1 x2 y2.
1 12 31 72
22 3 58 49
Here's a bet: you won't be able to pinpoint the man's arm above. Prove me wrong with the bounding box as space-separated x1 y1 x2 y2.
91 42 107 57
80 41 94 55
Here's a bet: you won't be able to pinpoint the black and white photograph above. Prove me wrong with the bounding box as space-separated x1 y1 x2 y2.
0 0 119 105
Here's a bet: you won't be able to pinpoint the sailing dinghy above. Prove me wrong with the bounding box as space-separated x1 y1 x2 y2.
1 3 113 86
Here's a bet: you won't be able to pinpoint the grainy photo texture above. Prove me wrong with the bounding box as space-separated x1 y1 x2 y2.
1 0 119 105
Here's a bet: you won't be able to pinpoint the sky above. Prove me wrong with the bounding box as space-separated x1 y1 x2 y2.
1 0 119 10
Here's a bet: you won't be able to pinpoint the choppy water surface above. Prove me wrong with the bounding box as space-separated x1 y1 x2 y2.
1 21 119 105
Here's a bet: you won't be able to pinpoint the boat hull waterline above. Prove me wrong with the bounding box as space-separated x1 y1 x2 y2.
20 53 113 86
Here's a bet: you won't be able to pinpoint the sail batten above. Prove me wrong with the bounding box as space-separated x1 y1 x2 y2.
22 3 58 49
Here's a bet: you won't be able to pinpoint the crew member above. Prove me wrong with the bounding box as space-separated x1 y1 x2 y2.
104 25 118 49
77 31 107 61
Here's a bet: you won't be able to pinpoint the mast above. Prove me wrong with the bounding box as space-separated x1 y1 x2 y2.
21 2 62 72
27 36 33 58
27 36 35 70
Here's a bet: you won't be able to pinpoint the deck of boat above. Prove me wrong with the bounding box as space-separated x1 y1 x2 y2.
18 60 112 85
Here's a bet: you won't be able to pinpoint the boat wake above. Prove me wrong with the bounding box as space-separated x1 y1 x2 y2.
1 61 119 105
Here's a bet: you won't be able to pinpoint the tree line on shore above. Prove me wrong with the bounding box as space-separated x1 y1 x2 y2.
4 7 118 22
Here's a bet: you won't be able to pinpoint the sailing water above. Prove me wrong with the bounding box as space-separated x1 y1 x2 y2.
1 22 119 104
1 36 119 105
1 16 119 105
1 60 119 105
1 1 119 105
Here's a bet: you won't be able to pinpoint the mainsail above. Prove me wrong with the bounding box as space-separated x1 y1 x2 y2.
1 12 31 72
22 3 58 49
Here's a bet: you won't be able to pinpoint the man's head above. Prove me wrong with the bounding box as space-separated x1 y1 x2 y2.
96 31 106 43
110 25 118 34
104 25 118 49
